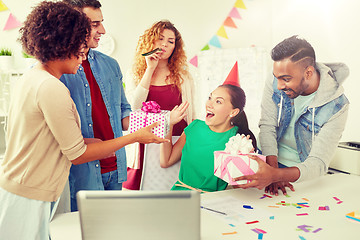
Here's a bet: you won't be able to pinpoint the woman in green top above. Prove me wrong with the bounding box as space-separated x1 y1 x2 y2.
160 84 257 192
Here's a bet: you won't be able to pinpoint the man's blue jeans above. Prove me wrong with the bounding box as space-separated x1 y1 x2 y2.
102 170 123 190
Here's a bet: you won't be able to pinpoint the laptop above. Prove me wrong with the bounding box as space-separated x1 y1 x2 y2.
77 190 200 240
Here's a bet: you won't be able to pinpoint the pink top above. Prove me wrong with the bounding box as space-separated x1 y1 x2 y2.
146 84 187 136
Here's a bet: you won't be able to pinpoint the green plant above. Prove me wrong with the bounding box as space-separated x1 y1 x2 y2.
0 48 12 56
22 51 34 58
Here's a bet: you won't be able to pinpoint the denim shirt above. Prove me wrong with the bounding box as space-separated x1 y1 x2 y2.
271 78 349 162
60 49 131 198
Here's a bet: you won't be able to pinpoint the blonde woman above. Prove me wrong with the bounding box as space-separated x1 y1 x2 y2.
124 20 196 190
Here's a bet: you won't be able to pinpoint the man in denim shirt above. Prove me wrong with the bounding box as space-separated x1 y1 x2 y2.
234 36 349 195
61 0 131 211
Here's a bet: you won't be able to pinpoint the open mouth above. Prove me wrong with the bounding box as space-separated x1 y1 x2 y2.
206 111 215 118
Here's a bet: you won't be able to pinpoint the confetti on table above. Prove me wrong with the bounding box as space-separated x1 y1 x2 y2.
246 220 259 224
312 228 322 233
268 205 280 208
275 201 311 209
297 224 323 234
243 205 253 209
296 213 309 216
255 228 267 234
285 194 291 197
299 236 306 240
251 228 267 239
319 206 330 211
269 216 275 220
297 225 312 232
346 211 360 222
297 203 310 208
291 203 302 209
222 231 237 235
260 194 272 199
277 201 293 207
333 197 343 204
229 224 235 227
355 210 360 218
302 198 309 201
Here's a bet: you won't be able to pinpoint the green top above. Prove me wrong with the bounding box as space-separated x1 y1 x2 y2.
171 120 238 192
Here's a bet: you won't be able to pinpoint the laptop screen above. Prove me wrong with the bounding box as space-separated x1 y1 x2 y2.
77 191 200 240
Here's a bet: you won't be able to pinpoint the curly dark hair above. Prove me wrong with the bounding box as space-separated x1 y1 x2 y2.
19 1 91 63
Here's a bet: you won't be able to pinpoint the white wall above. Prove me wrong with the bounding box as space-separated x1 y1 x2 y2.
0 0 359 141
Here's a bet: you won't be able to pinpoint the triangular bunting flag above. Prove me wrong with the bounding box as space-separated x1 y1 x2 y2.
234 0 247 9
228 7 242 19
201 44 210 51
209 35 221 48
0 1 8 11
223 17 237 28
3 13 22 31
189 55 198 68
216 26 228 39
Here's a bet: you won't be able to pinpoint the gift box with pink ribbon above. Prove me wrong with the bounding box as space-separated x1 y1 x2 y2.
129 101 170 139
214 134 266 185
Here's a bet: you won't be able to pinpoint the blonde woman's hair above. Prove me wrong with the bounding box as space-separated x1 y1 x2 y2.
132 20 189 91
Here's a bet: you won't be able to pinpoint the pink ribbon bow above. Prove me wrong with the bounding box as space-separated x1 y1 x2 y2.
214 153 255 185
141 101 161 113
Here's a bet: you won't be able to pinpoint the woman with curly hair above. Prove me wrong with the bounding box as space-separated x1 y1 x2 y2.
124 20 196 190
0 1 166 239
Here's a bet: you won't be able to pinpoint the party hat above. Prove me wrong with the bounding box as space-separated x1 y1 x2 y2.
223 61 240 87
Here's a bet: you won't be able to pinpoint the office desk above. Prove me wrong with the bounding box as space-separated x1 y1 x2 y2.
50 173 360 239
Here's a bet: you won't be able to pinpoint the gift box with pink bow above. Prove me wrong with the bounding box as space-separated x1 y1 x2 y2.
129 101 170 139
214 134 266 185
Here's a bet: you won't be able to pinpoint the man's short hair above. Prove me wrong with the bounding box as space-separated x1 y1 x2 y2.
271 35 316 67
63 0 101 9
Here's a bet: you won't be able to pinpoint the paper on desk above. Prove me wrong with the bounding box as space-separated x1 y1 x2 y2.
201 196 273 224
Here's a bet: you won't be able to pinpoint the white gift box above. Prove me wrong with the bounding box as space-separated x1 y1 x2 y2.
214 151 266 185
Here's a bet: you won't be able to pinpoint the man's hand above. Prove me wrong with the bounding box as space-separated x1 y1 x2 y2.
133 122 170 144
265 181 294 196
233 155 277 190
263 155 295 195
233 155 298 193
